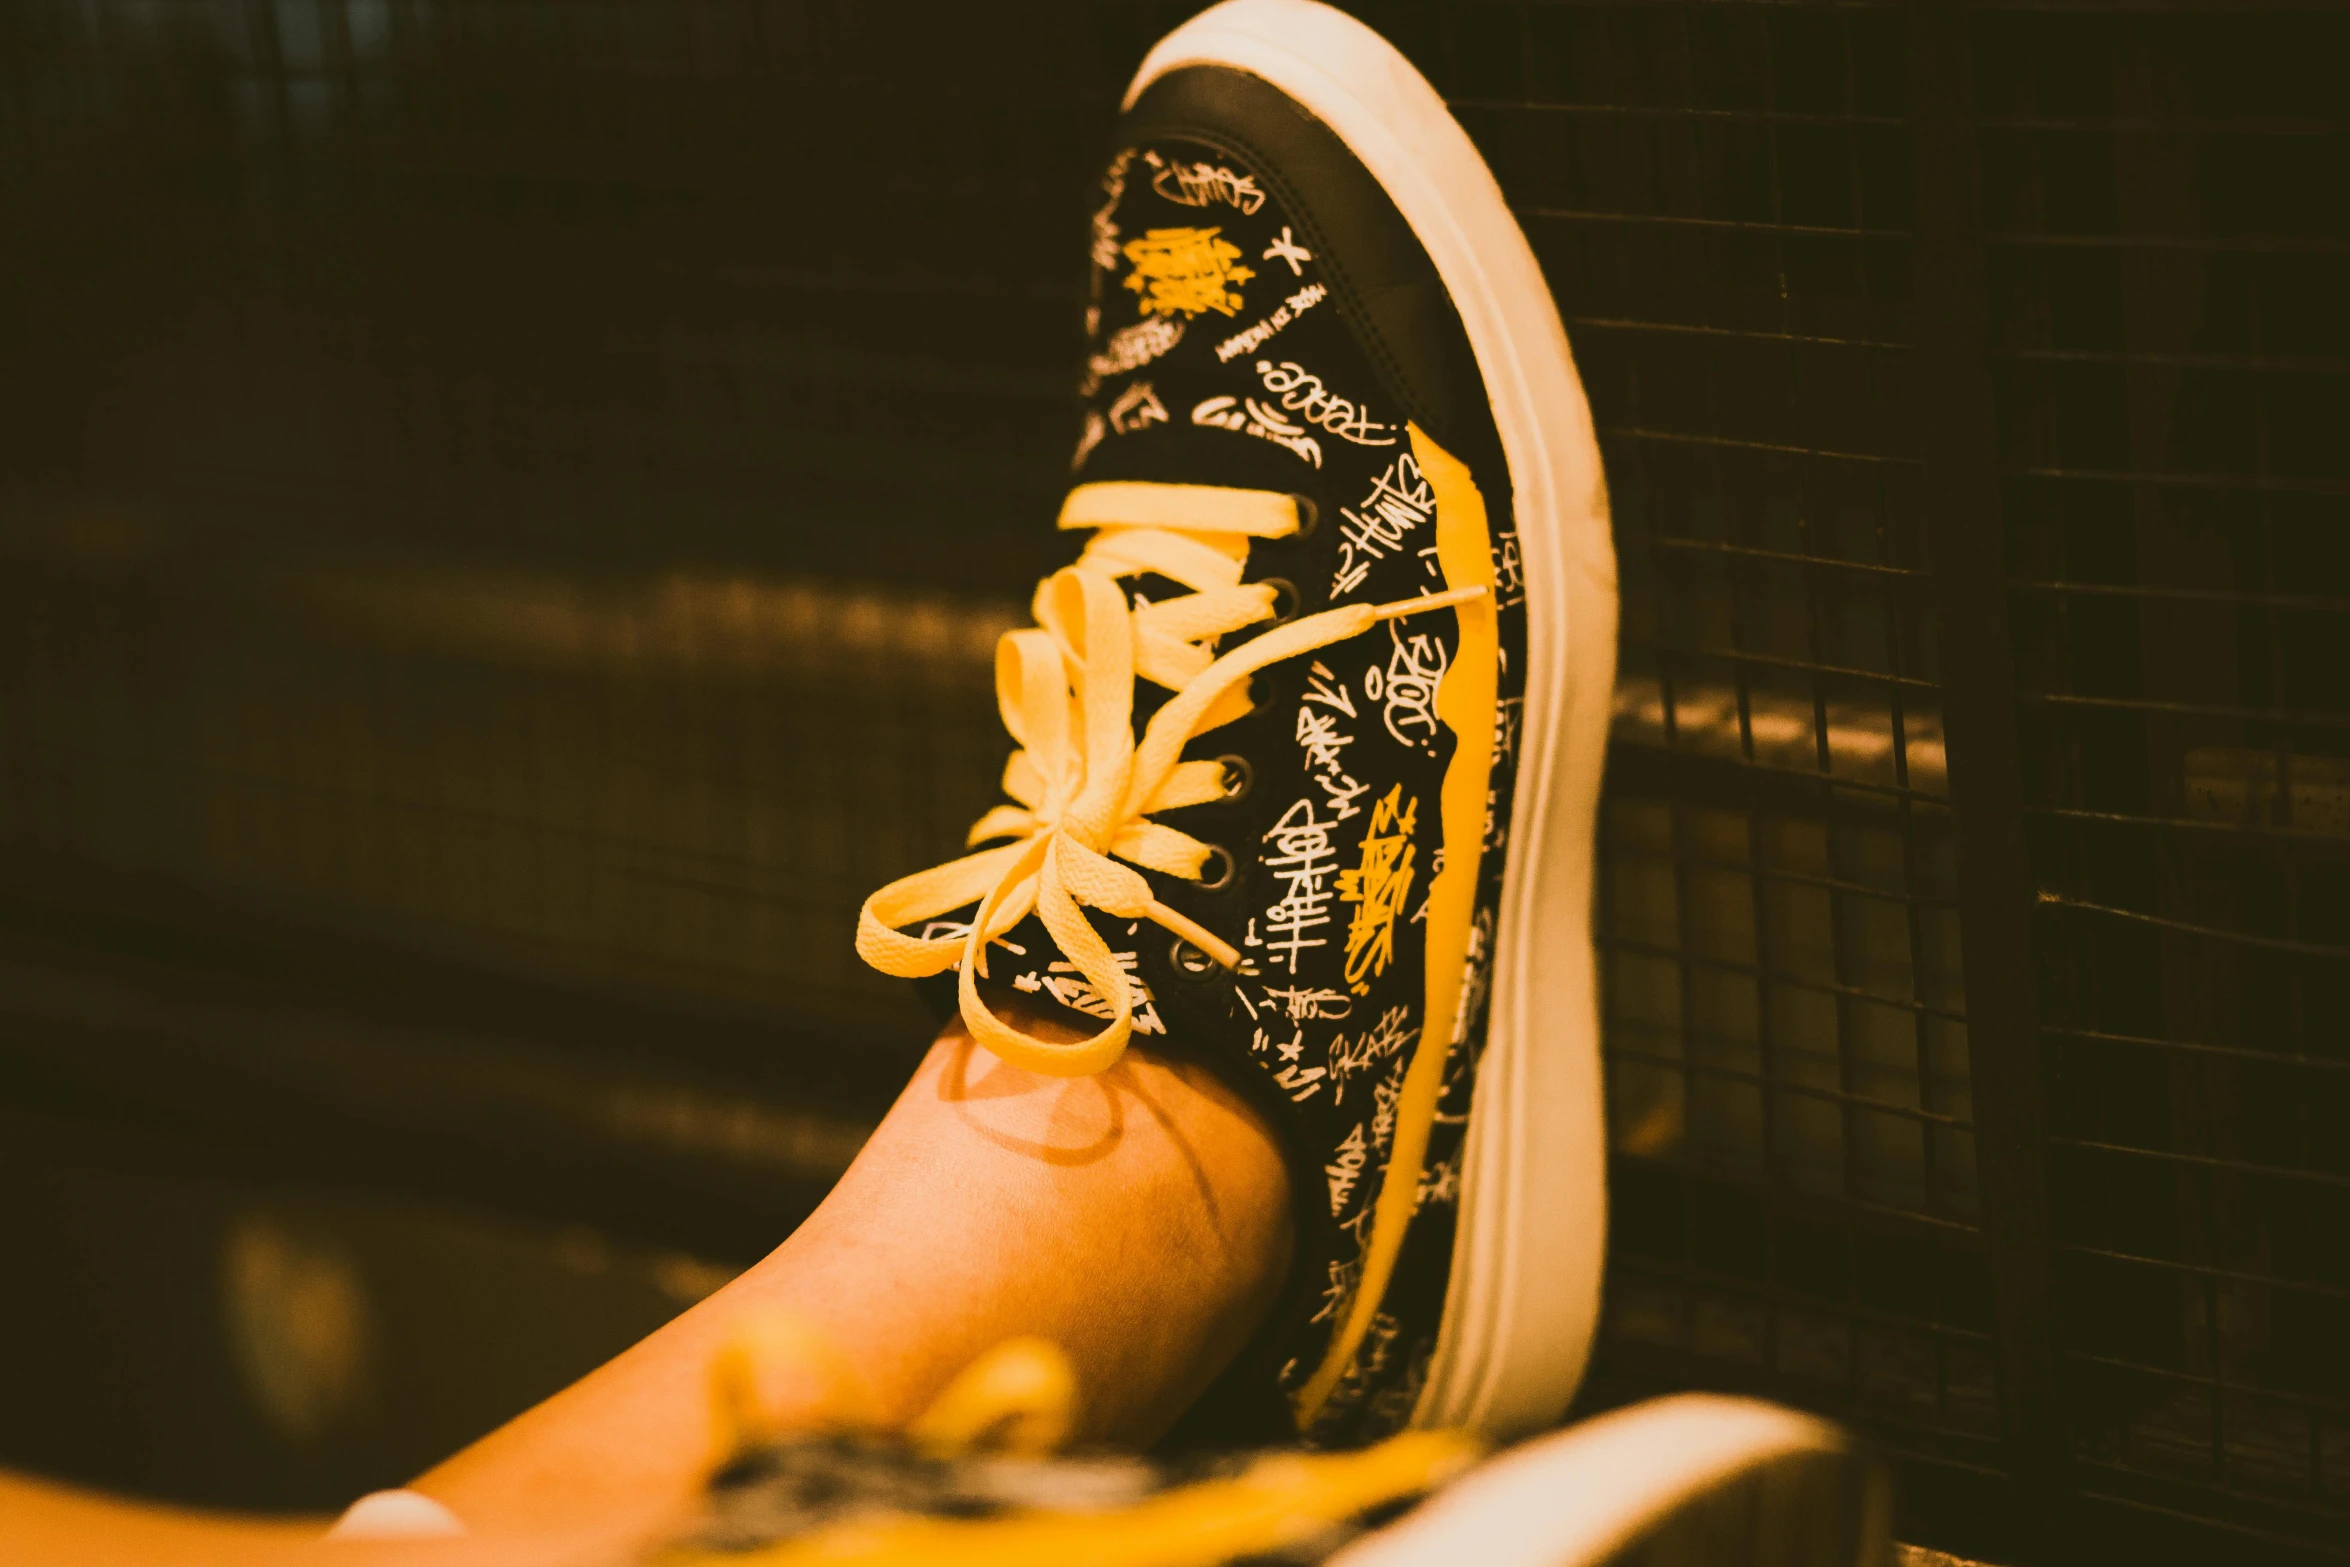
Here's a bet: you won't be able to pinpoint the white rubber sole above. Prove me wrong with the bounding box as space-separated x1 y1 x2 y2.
1131 0 1619 1437
1329 1396 1888 1567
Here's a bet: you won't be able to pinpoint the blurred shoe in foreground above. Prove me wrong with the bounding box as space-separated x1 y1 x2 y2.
651 1332 1888 1567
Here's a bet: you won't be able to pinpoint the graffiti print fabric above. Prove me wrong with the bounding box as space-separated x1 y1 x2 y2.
1072 131 1525 1444
865 122 1527 1445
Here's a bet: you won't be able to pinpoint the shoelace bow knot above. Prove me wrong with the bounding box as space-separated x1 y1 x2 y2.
857 482 1479 1076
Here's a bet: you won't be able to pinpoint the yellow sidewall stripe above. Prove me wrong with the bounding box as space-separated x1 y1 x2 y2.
659 1430 1481 1567
1291 423 1500 1428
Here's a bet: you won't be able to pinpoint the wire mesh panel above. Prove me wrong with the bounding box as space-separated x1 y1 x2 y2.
1982 5 2350 1552
1416 0 2012 1527
0 0 1098 1038
1362 1 2350 1559
0 558 1015 1035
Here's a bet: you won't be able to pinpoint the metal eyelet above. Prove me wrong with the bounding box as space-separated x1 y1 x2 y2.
1195 843 1237 892
1170 938 1219 978
1289 493 1320 539
1216 754 1253 802
1262 577 1300 625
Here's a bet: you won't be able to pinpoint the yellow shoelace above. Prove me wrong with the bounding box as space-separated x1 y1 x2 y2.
857 480 1481 1077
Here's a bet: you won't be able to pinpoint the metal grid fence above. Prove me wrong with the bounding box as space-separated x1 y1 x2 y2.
1445 0 2016 1527
4 1 2346 1559
1981 5 2350 1550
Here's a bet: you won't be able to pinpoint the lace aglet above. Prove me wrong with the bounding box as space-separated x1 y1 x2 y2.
1146 900 1245 972
1373 584 1486 621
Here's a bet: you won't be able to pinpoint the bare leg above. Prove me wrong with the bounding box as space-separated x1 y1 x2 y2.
410 1011 1293 1535
0 1471 618 1567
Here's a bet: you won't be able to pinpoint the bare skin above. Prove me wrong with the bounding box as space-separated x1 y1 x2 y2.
7 1010 1293 1563
0 1475 621 1567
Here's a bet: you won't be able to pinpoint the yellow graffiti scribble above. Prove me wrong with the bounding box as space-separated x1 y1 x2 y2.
1121 226 1255 319
1337 785 1418 996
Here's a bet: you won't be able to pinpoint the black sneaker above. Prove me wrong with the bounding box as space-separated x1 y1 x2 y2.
857 0 1617 1446
665 1338 1888 1567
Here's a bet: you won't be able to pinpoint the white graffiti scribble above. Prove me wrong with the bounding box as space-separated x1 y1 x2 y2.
916 919 1026 958
1326 1121 1368 1215
1248 1024 1319 1103
1072 410 1106 472
1363 1337 1435 1434
1295 703 1353 775
1107 379 1168 435
1360 1312 1402 1379
1215 281 1327 362
1416 1158 1461 1210
1371 1061 1406 1154
1255 360 1399 447
1191 393 1322 468
1343 452 1436 554
1311 1255 1361 1326
1331 451 1437 597
1362 619 1449 750
1011 951 1164 1035
1264 225 1313 275
1259 796 1340 973
1302 659 1357 717
1329 1005 1418 1105
1492 527 1526 609
1147 152 1266 214
1319 1312 1405 1421
1435 1042 1475 1127
1453 906 1496 1051
1262 985 1353 1022
1296 704 1368 822
1273 1060 1328 1101
1080 315 1184 396
1495 693 1524 765
1091 148 1132 275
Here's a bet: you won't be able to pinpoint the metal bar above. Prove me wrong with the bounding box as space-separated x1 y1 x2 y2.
2024 804 2350 849
1453 98 1908 130
1641 534 1930 579
2050 1136 2350 1191
1607 743 1960 814
2043 1024 2350 1076
1602 425 1922 466
2005 465 2350 498
2015 690 2350 729
1621 637 1943 691
2064 1350 2350 1421
1986 232 2350 257
2054 1241 2350 1304
1568 316 1913 355
1608 1043 1978 1131
2035 891 2350 961
2011 580 2350 613
1594 935 1970 1021
1612 1257 1998 1344
1907 2 2068 1551
1607 843 1962 910
1522 208 1904 240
